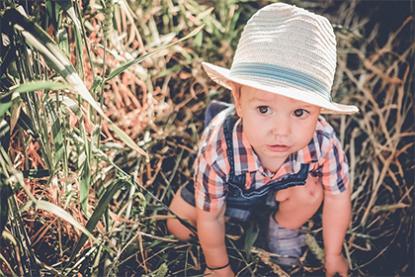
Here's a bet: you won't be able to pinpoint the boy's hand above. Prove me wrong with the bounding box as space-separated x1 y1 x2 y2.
204 265 235 277
325 253 348 277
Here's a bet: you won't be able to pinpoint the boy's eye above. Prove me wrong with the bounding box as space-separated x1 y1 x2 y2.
257 106 272 114
293 109 309 118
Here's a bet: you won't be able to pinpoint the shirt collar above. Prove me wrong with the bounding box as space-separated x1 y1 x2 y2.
232 118 261 175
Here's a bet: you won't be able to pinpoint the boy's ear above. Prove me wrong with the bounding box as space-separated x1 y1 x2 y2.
230 82 242 117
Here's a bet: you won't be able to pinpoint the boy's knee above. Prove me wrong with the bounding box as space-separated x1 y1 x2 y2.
275 176 323 206
166 217 176 233
299 178 323 206
166 188 197 241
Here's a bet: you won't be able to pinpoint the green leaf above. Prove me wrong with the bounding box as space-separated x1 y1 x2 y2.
68 180 128 263
108 122 148 158
243 222 259 254
194 30 203 48
305 233 324 262
10 80 71 93
65 5 85 77
5 8 147 157
106 25 204 81
152 263 168 277
0 102 12 118
79 159 90 215
35 200 97 242
51 117 65 169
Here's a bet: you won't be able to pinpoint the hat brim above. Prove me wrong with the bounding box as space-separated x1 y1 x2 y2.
202 62 358 115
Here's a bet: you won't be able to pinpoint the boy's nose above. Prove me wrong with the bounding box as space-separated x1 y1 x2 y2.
271 118 291 137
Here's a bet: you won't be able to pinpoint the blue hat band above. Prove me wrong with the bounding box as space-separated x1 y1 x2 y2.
230 62 330 100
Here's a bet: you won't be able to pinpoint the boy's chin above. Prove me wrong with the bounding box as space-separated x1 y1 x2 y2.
257 150 291 166
253 145 297 165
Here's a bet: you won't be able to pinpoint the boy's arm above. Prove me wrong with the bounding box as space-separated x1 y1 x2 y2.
196 204 234 276
322 186 351 277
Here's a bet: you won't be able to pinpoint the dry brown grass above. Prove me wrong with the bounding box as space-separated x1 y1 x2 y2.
1 1 413 276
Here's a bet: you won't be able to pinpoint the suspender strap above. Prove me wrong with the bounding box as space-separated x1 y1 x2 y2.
223 114 238 181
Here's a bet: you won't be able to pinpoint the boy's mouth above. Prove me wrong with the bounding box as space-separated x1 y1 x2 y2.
267 144 290 152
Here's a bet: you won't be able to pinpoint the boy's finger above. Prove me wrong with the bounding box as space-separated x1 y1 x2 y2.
325 271 333 277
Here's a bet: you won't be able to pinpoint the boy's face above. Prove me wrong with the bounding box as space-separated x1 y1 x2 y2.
232 84 320 171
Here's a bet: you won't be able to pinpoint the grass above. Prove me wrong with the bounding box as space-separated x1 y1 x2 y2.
0 0 413 276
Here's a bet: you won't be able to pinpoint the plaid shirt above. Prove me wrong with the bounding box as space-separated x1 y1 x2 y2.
194 110 350 212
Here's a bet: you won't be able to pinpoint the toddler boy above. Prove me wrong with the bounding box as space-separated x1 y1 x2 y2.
167 3 358 277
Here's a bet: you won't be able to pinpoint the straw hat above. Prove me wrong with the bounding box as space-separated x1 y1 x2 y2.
202 3 358 114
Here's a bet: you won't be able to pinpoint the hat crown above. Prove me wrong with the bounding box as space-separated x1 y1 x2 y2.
200 3 358 114
230 3 337 99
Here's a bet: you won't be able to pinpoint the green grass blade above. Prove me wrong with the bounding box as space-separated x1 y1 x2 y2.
69 180 128 263
35 200 97 242
5 8 147 157
10 80 71 93
79 159 91 215
105 24 204 81
108 122 148 158
51 118 65 168
65 5 85 77
0 102 12 118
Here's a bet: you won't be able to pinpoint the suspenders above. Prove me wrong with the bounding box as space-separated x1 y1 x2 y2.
221 112 309 222
196 101 310 222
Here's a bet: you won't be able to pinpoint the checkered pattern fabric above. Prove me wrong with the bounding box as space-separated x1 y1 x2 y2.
194 109 350 212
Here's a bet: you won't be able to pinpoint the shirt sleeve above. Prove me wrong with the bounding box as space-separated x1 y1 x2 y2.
194 151 228 212
319 134 350 195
